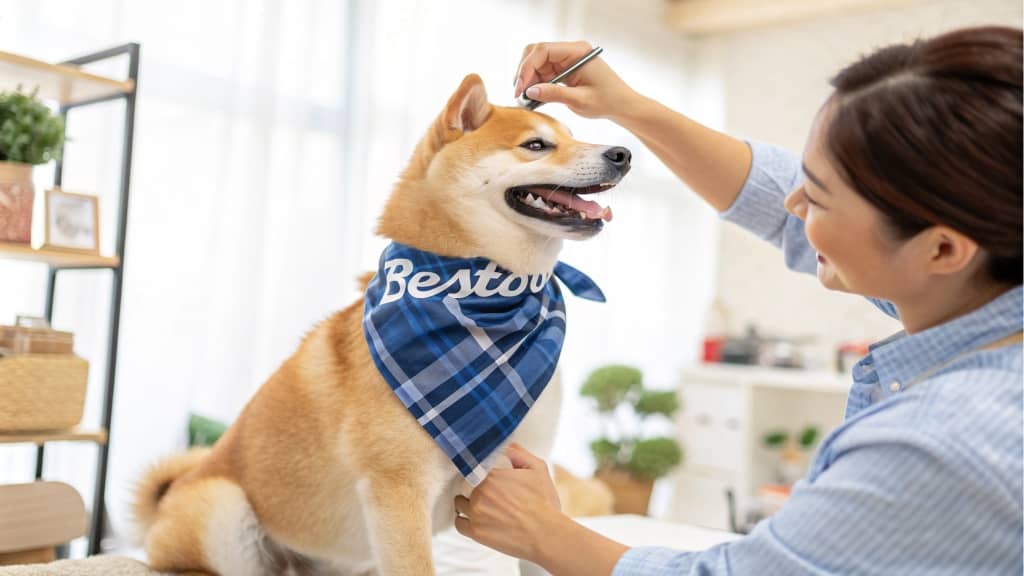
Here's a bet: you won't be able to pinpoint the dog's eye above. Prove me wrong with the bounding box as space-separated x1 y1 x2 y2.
520 138 551 152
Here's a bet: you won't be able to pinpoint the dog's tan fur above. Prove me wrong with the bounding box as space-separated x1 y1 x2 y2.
552 465 616 518
135 74 627 575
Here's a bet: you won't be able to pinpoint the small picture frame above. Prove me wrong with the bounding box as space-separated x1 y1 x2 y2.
43 188 100 254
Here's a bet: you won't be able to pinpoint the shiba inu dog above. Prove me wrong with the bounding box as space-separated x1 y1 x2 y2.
135 73 630 575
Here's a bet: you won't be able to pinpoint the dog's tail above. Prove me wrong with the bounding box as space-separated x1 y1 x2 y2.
133 448 210 534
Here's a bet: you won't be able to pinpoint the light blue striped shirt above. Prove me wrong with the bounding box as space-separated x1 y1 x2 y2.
614 141 1023 575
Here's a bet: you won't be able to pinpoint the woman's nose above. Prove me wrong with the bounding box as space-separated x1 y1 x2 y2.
784 187 807 220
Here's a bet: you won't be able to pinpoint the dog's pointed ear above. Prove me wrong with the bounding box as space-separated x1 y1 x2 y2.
441 74 491 140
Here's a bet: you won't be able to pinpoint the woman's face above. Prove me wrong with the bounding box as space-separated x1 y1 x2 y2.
784 103 923 300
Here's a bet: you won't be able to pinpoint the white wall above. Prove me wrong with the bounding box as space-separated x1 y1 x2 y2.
690 0 1022 367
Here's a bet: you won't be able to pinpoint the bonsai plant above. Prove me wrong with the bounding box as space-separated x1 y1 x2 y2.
762 425 820 485
0 87 65 244
581 364 683 515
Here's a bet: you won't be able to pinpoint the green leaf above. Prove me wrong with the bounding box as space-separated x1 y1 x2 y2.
0 87 64 165
628 437 682 479
580 365 643 412
188 413 229 447
799 426 820 449
589 438 622 469
633 390 680 418
762 430 788 447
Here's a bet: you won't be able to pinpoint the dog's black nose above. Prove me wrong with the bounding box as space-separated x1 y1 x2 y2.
603 146 631 169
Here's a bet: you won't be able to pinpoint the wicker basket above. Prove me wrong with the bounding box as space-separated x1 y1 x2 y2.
0 354 88 432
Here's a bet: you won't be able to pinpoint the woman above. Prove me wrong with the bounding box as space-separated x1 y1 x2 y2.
453 26 1023 575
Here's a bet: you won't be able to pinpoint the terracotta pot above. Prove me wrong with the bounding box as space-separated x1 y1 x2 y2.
594 467 655 515
0 161 34 244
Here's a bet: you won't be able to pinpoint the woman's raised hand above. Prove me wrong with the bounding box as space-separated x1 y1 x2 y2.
514 41 638 120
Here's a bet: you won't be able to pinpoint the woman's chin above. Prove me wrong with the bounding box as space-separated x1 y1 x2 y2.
817 263 848 292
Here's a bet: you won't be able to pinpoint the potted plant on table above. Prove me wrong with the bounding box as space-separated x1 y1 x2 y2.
582 364 683 515
762 425 820 485
0 87 65 244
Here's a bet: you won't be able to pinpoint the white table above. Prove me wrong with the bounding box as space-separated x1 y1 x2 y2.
433 514 740 575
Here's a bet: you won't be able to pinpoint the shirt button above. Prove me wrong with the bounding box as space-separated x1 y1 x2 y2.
889 381 901 392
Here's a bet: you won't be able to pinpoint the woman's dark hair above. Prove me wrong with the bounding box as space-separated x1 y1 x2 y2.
827 26 1022 285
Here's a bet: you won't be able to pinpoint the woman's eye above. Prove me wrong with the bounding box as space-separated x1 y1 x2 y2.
803 187 822 208
521 139 549 152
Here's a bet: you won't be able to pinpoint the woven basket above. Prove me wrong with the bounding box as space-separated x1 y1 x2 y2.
0 355 88 432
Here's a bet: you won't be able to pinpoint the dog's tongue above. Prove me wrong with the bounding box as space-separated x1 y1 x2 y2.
535 188 613 222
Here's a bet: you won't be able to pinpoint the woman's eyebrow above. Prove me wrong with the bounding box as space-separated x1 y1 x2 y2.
801 163 831 194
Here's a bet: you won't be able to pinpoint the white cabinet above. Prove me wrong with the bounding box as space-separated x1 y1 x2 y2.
669 364 848 532
670 470 737 531
678 382 745 474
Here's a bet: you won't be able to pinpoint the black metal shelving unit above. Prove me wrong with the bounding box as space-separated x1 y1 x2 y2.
3 42 140 556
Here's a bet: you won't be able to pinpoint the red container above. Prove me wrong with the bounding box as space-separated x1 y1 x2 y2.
702 336 725 363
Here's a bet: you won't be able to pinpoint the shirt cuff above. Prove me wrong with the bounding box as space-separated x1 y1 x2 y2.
613 546 695 575
719 140 799 244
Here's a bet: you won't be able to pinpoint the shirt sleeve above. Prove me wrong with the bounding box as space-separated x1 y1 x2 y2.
718 140 898 320
613 401 1019 575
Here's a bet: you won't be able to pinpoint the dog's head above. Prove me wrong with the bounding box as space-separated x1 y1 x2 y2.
377 74 630 275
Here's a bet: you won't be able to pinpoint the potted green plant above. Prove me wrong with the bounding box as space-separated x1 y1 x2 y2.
762 425 820 485
581 364 683 515
0 87 65 244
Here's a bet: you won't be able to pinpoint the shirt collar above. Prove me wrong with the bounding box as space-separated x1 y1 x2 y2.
870 285 1023 392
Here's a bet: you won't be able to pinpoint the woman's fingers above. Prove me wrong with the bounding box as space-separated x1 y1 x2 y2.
454 513 472 537
508 443 546 470
515 43 535 88
524 83 578 107
454 494 471 517
515 41 594 97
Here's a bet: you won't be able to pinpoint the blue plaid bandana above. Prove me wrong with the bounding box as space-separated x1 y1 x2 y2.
363 242 604 485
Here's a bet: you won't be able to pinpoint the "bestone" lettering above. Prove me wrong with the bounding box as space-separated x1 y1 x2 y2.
379 258 549 304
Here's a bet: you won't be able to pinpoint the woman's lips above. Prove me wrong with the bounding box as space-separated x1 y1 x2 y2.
817 253 827 264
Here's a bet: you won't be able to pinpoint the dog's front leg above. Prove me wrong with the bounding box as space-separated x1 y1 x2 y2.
357 476 435 575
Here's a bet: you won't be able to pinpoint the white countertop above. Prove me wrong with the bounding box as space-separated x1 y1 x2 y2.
434 514 740 575
683 363 851 394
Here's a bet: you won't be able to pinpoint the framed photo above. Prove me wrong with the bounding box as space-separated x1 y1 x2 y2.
43 188 100 254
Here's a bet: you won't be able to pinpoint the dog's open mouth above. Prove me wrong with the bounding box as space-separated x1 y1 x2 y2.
505 184 615 228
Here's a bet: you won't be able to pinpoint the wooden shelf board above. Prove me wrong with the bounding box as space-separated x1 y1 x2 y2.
0 50 134 105
0 428 107 445
0 481 87 553
0 242 119 268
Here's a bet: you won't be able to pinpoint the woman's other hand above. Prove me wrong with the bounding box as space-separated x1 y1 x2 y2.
453 443 562 561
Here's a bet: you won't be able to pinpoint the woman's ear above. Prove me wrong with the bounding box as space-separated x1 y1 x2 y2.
921 225 981 276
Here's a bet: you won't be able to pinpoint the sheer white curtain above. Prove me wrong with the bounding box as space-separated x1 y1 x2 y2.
0 0 718 546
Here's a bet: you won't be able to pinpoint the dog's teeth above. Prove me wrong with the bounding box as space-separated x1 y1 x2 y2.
579 211 586 219
527 193 537 202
